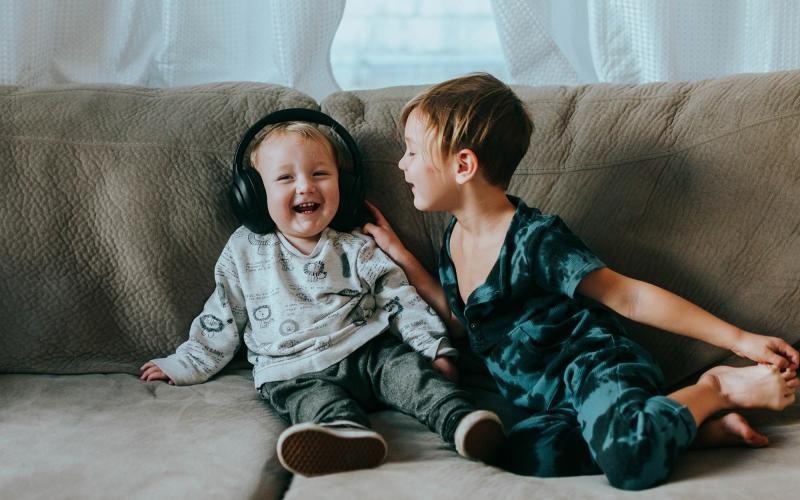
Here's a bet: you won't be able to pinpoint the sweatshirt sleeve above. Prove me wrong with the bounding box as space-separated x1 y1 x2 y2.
356 237 457 360
151 240 247 385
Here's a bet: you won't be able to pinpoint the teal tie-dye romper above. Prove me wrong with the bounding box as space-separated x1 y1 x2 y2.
439 196 697 490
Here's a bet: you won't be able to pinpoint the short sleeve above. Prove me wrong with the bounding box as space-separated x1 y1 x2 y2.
524 215 605 298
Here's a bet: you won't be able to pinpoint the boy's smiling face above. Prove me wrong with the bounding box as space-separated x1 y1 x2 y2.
399 109 457 212
253 132 340 252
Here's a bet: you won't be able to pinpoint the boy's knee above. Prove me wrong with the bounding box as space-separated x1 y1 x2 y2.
587 398 693 490
594 443 671 491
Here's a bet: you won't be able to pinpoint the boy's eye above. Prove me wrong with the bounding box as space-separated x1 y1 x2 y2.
313 171 330 177
276 175 292 181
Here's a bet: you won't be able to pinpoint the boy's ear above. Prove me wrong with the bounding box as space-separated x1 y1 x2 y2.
454 148 479 185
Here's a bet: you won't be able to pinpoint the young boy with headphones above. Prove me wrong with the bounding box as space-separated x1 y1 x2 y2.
139 109 504 477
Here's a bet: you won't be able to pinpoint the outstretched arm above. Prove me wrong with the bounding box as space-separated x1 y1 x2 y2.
577 267 799 370
362 201 465 337
142 239 247 385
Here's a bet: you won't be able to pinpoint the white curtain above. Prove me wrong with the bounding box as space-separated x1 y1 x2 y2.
0 0 344 100
3 0 800 96
492 0 800 85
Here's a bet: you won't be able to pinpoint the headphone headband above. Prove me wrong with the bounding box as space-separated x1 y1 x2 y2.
232 108 362 177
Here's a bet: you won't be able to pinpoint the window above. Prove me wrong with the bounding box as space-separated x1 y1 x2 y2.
331 0 509 89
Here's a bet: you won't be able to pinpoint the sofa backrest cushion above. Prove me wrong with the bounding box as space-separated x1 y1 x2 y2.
322 70 800 386
0 83 317 374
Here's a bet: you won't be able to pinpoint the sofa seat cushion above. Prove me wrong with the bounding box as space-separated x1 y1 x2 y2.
0 371 289 499
285 401 800 499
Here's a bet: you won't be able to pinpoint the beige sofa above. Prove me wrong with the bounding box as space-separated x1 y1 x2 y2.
2 70 799 499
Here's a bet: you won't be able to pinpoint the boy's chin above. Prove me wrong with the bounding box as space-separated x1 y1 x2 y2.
276 218 331 237
295 220 331 235
281 227 326 242
411 198 431 211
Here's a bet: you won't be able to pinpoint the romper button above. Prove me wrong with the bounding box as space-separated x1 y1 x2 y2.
469 321 479 329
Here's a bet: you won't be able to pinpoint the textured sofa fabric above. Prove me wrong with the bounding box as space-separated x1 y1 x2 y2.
2 71 800 499
0 83 316 374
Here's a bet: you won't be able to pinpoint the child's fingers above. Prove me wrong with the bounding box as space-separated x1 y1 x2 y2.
146 373 167 382
773 342 799 368
363 200 378 217
773 339 794 354
364 200 387 224
364 199 378 212
764 340 795 369
783 344 800 367
763 350 788 370
140 366 164 381
362 222 377 235
140 361 154 371
362 223 386 241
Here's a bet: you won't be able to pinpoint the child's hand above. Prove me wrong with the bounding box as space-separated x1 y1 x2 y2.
432 356 459 383
731 331 800 370
140 361 175 385
362 200 405 262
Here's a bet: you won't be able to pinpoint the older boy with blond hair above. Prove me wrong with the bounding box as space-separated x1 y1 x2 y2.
364 73 800 490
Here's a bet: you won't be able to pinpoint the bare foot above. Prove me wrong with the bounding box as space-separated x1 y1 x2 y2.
698 365 797 411
691 412 769 449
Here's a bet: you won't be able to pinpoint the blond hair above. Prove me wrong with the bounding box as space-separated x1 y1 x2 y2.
401 72 532 189
247 121 351 172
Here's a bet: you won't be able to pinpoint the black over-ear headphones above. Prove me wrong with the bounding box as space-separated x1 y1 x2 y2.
230 108 366 234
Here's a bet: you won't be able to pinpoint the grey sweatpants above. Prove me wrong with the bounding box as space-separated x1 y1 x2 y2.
259 332 475 443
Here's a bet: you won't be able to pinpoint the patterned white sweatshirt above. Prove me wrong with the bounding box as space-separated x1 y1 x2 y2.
152 227 455 387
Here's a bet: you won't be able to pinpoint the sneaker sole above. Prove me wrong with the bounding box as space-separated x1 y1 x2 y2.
457 412 505 464
277 424 387 476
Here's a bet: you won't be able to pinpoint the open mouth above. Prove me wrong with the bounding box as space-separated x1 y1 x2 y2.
293 202 320 214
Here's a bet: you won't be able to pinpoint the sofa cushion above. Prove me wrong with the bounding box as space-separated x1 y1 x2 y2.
0 83 316 374
322 70 800 386
0 371 289 498
285 400 800 499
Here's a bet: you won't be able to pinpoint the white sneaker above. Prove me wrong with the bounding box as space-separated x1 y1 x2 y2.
454 410 505 464
277 420 388 476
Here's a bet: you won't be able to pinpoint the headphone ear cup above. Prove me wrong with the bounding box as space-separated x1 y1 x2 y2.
330 170 365 231
230 167 274 234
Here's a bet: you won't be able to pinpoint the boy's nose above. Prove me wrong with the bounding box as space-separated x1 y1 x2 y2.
295 176 315 193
